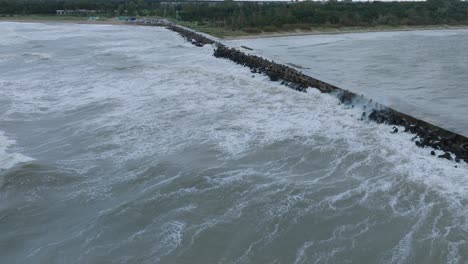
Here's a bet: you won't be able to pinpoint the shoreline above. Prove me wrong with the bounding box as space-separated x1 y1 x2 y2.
0 17 126 26
2 17 467 38
222 25 468 40
173 19 468 39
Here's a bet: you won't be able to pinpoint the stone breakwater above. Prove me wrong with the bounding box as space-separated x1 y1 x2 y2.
149 22 468 164
166 24 215 47
135 20 215 46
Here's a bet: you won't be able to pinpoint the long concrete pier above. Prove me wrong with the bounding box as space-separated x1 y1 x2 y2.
137 21 468 164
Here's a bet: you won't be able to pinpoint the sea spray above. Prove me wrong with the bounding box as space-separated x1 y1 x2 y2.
149 21 468 163
1 23 467 263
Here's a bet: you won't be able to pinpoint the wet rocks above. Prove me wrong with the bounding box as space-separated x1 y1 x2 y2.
438 152 452 160
157 22 468 164
165 24 214 47
214 44 323 93
268 72 280 81
363 106 468 163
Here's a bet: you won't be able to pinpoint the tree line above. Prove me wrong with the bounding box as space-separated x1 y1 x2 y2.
0 0 160 16
1 0 467 31
174 0 468 31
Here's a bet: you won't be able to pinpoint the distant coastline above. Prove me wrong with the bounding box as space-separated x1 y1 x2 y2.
220 25 468 40
0 15 125 25
2 0 467 41
2 16 468 40
174 20 468 39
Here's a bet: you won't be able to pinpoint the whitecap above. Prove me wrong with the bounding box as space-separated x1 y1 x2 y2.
0 131 34 179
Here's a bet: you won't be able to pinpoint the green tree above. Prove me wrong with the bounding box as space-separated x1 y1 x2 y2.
117 4 125 16
127 1 136 16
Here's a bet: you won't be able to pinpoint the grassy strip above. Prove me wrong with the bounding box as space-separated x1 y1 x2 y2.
174 21 249 38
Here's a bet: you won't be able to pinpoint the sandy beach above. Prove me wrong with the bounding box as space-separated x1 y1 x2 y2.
222 25 468 40
2 17 467 40
0 17 126 25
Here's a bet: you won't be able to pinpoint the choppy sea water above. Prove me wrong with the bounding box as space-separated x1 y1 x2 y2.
227 29 468 136
0 23 467 264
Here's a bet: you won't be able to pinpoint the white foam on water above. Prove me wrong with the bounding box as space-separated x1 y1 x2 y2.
0 131 33 169
0 131 34 187
161 221 185 249
1 22 468 263
0 22 28 45
22 52 52 60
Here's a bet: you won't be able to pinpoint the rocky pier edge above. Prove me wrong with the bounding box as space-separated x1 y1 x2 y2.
139 21 468 164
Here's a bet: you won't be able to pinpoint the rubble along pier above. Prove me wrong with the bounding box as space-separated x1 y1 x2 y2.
133 20 468 164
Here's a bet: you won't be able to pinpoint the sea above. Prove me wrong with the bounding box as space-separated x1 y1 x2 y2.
227 29 468 136
0 22 467 264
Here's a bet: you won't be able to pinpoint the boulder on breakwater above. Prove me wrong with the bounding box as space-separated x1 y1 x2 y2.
130 20 215 47
151 22 468 164
166 24 214 47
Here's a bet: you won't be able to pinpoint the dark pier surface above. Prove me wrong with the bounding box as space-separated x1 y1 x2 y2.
136 21 468 164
